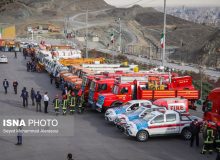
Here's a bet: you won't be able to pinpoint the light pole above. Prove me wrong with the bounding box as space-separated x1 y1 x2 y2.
162 0 167 70
31 29 34 43
199 66 203 99
85 8 88 58
119 18 122 53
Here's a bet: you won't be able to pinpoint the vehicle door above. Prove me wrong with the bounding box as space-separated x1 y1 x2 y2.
119 86 130 101
164 114 179 134
148 115 166 135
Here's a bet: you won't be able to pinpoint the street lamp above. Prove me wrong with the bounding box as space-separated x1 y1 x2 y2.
199 66 203 99
115 18 122 53
85 8 88 58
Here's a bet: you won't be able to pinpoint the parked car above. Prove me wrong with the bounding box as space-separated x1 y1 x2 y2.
115 105 166 131
0 55 8 63
125 110 202 142
105 100 152 123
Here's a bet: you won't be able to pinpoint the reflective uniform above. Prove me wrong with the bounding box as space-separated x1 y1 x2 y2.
69 96 76 114
78 94 84 113
54 98 59 115
216 129 220 152
62 99 68 115
67 92 71 104
201 128 214 154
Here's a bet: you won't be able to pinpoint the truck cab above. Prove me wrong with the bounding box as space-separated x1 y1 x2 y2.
88 78 116 108
96 77 147 112
203 88 220 127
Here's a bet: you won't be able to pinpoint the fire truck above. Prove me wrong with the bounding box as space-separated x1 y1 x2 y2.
88 72 177 109
96 76 199 112
203 88 220 128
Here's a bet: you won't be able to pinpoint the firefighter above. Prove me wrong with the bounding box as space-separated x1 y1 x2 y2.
69 93 76 114
67 90 71 104
62 95 68 115
53 95 60 116
201 124 214 154
215 123 220 160
78 93 85 114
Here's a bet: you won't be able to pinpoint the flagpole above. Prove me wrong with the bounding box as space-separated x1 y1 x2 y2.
162 0 167 69
85 8 88 58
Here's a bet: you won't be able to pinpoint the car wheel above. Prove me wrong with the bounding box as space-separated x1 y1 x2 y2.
181 128 192 140
136 130 149 142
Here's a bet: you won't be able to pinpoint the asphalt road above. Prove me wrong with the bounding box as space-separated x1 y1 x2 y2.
0 52 215 160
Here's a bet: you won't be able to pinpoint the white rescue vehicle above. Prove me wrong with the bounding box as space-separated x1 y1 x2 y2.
0 55 8 63
125 110 202 142
105 100 152 122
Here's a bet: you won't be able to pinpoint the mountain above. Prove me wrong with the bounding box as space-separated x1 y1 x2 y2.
0 0 219 69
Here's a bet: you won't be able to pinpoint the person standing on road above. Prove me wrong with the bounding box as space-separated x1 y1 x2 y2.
201 124 214 154
35 91 42 112
67 153 74 160
21 87 29 107
62 95 68 115
43 92 49 113
190 119 201 147
14 51 17 58
50 73 54 84
30 88 36 106
62 87 68 96
23 49 27 59
16 119 23 146
26 61 30 72
3 79 9 94
69 93 76 114
215 123 220 160
13 81 18 94
53 95 60 116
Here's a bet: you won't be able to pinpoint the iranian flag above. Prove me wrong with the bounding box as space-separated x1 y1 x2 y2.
160 33 164 48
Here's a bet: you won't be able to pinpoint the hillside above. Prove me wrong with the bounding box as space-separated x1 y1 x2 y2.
0 0 219 69
0 0 111 23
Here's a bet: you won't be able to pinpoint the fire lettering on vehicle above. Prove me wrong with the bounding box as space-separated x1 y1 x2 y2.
168 103 186 112
170 105 184 111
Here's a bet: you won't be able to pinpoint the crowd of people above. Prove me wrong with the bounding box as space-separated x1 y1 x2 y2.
2 78 85 115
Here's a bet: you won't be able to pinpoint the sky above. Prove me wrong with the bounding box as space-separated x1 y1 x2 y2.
104 0 220 7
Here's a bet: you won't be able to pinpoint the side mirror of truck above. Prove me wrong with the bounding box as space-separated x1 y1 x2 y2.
207 102 212 111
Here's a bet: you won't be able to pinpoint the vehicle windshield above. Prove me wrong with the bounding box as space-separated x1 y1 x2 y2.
121 102 132 109
90 81 96 91
97 83 107 92
134 106 145 113
143 113 155 121
112 85 119 94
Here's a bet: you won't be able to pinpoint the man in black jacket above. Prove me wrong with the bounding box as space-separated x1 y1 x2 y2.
21 87 29 107
35 91 42 112
190 119 201 147
13 81 18 94
3 79 9 94
30 88 36 106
